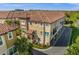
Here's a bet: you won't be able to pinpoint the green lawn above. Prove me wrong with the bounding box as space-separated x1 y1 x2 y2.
65 23 79 45
71 26 79 44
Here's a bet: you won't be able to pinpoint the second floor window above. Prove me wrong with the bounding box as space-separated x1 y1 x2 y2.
45 32 49 36
35 22 37 24
9 48 14 55
53 28 57 35
8 32 13 40
45 24 48 26
60 21 64 25
9 46 17 55
13 46 17 53
0 36 3 45
30 22 32 25
40 31 42 35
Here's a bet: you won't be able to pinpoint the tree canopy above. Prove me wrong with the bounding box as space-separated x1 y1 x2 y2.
14 36 33 55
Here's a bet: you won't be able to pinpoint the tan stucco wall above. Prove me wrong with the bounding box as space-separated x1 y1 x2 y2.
0 19 5 24
28 21 51 45
28 19 65 45
0 35 7 55
44 24 51 45
28 22 44 44
4 30 17 48
20 20 27 31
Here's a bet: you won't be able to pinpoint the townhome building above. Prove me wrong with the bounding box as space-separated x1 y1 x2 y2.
25 11 65 46
0 23 18 55
0 10 65 46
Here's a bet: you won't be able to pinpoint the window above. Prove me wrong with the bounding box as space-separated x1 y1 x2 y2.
9 46 17 55
45 24 48 26
53 28 57 35
30 22 32 25
13 46 17 53
8 32 13 40
9 48 14 55
41 23 42 26
45 23 48 26
0 36 3 45
40 31 42 35
35 22 37 24
60 21 64 25
45 32 49 36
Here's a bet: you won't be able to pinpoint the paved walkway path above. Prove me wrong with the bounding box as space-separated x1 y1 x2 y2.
32 27 72 55
33 47 66 55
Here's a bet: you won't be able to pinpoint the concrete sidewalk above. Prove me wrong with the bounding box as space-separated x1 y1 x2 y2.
33 47 66 55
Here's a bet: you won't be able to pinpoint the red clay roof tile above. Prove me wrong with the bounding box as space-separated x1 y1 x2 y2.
0 23 18 35
0 10 65 23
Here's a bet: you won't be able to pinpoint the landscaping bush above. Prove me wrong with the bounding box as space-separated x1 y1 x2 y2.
33 44 50 49
14 36 33 55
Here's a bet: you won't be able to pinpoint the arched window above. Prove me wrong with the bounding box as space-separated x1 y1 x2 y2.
8 32 13 40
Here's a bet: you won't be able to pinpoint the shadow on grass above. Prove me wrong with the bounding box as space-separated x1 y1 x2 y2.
70 26 79 45
51 26 71 47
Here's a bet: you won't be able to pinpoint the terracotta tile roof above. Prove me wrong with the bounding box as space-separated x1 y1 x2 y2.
0 11 9 19
0 23 18 35
7 11 27 19
28 11 65 23
0 10 65 23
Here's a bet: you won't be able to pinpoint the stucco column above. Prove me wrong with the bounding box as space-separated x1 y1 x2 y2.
43 22 45 47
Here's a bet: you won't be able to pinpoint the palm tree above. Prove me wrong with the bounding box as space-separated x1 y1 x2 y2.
14 36 33 55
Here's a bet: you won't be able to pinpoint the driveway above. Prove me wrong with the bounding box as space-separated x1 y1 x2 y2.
32 47 66 55
32 27 72 55
54 27 72 46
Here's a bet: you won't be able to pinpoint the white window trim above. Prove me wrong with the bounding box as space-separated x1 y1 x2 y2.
7 32 13 40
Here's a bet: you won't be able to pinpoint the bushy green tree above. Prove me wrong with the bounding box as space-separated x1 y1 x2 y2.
14 20 20 25
65 36 79 55
5 20 20 26
65 43 79 55
5 20 13 25
14 36 33 55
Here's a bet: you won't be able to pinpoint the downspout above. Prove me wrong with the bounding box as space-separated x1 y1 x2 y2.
26 13 30 31
43 22 45 47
